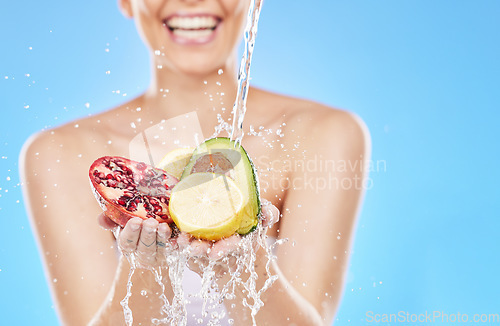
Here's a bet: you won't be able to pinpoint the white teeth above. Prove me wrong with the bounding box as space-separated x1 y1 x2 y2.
167 16 218 30
173 29 213 39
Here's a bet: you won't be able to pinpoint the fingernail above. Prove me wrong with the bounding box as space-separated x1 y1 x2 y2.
158 223 168 233
130 223 140 231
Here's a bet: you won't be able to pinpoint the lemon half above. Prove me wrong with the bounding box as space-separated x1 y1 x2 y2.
157 147 194 179
168 172 244 241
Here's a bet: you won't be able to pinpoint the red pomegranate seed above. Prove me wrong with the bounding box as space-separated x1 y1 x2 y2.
89 156 178 226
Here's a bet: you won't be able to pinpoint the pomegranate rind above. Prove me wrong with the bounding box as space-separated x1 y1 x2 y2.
89 156 178 227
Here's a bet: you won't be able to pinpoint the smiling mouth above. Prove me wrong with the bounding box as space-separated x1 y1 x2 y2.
164 15 221 40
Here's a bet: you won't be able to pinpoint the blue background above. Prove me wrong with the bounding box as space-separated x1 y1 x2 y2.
1 0 499 325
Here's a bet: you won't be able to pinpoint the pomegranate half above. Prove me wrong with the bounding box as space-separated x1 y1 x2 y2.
89 156 178 227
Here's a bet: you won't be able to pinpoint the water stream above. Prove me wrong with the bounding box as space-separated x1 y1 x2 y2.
230 0 264 147
120 1 279 325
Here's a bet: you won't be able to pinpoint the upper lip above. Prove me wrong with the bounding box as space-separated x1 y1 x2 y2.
163 14 222 31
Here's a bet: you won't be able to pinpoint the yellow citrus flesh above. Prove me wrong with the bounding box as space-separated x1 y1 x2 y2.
168 172 244 241
157 147 194 179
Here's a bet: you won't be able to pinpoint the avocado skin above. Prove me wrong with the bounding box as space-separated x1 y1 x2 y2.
182 137 261 235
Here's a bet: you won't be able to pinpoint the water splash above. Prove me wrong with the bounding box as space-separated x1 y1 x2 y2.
118 221 280 325
230 0 264 147
117 1 274 324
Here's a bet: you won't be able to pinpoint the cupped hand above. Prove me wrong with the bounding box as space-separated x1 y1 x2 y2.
98 213 172 269
181 199 280 277
96 199 280 273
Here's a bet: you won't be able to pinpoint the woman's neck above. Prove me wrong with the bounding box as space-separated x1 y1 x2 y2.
142 57 240 120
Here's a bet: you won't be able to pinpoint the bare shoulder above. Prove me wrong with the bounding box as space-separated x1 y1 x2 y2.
251 87 371 156
21 96 144 168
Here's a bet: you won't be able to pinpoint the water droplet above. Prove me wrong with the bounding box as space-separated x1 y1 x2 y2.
53 278 58 283
156 65 163 69
140 290 147 296
74 124 79 128
107 140 112 144
6 176 10 181
218 69 223 75
130 122 136 129
24 105 29 109
105 70 110 75
136 107 142 112
84 102 90 108
154 50 161 56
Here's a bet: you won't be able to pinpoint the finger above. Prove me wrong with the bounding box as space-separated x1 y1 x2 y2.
136 218 159 265
188 239 210 258
187 257 208 277
176 232 192 250
261 201 280 227
97 212 120 230
118 217 142 253
156 222 172 256
209 235 240 260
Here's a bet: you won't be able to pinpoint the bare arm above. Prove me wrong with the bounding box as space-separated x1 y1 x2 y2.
20 131 120 325
21 131 177 325
222 110 371 325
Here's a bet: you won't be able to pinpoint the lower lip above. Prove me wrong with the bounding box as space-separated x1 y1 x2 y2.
165 23 220 46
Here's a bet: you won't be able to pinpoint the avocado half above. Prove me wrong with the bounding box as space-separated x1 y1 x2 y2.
181 137 261 235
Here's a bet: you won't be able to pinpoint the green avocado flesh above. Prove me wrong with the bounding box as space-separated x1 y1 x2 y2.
181 137 261 235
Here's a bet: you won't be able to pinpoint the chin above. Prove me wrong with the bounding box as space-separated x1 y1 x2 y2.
166 52 230 77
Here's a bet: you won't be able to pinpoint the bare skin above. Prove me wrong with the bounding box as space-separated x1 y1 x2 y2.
20 0 370 325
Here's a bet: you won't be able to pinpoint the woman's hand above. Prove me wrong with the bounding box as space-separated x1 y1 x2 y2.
98 213 172 269
178 199 280 278
96 199 279 273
